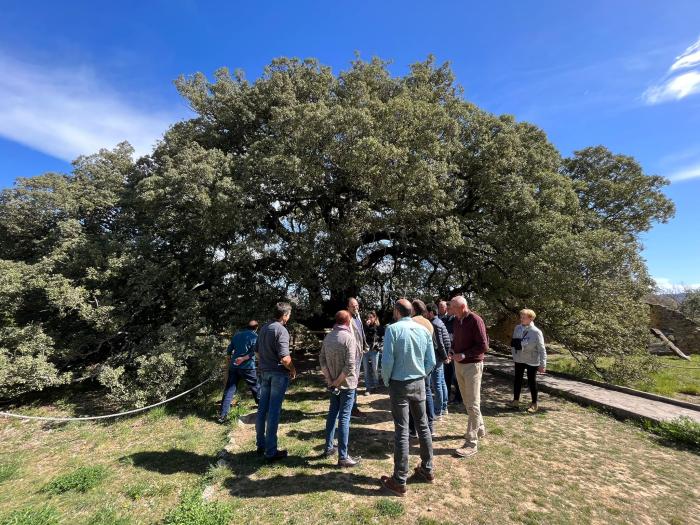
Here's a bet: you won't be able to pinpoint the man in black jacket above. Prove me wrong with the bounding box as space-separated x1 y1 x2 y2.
427 304 451 418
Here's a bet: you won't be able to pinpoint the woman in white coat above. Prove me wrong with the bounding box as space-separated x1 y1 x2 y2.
508 309 546 413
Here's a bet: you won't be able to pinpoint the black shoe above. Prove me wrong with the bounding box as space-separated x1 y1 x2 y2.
351 408 364 419
265 449 288 461
323 446 338 458
338 456 361 468
255 447 265 456
216 416 227 424
409 431 418 439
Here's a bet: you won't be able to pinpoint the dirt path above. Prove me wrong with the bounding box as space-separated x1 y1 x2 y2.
486 355 700 424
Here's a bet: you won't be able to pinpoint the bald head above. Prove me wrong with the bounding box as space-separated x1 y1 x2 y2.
451 295 469 318
335 310 351 326
394 299 413 320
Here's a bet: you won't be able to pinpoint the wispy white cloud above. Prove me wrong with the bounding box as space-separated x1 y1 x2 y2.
0 54 181 162
643 36 700 104
669 38 700 71
653 277 700 291
667 161 700 182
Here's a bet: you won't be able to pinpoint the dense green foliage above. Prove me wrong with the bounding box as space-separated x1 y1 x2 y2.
0 56 674 401
680 289 700 322
644 416 700 450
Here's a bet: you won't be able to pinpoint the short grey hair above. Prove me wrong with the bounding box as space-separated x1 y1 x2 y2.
273 302 292 320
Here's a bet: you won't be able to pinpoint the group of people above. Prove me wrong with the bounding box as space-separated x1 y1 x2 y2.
218 296 547 497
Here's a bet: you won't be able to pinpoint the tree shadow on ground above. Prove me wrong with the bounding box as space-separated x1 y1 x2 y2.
123 449 216 475
222 448 383 498
284 388 328 403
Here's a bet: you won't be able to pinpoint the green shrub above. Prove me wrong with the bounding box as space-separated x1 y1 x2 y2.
43 465 109 494
0 507 61 525
645 416 700 449
164 488 233 525
374 498 405 517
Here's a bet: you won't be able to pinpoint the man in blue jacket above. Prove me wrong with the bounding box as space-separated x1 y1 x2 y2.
218 320 260 423
427 303 451 418
380 299 436 497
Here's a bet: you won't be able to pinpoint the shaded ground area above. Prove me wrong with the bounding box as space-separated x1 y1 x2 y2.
211 373 700 525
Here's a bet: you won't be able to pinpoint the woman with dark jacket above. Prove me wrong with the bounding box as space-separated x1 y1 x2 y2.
362 311 384 394
509 309 547 413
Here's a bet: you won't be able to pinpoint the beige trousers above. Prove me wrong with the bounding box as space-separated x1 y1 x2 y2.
454 361 485 448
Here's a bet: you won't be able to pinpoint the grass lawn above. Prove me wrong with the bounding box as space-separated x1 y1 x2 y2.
1 372 699 525
547 354 700 402
0 387 231 525
207 373 699 525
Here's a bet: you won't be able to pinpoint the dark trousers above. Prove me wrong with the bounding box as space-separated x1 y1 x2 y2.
389 378 433 485
444 360 462 402
220 367 259 418
408 375 434 433
513 362 538 404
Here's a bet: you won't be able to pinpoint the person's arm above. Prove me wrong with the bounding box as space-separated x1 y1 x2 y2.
433 325 448 362
344 336 355 379
381 327 394 386
424 330 436 376
536 330 547 372
319 344 332 386
278 327 296 379
234 335 256 366
466 317 489 359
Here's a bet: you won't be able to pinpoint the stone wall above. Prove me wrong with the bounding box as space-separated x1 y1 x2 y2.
488 314 519 346
647 302 700 355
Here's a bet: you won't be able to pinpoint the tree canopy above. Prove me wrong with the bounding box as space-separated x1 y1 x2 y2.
0 56 674 402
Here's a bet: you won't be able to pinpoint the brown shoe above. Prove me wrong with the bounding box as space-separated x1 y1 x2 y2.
265 449 288 461
380 475 407 497
527 403 538 413
410 464 435 483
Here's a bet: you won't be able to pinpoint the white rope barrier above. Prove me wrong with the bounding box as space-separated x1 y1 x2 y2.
0 378 213 422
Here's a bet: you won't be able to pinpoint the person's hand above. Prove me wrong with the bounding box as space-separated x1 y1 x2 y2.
234 357 244 366
538 366 545 374
443 358 450 364
290 369 297 380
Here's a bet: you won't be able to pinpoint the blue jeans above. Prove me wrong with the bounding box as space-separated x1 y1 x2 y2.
255 371 289 457
431 363 448 416
409 375 435 433
325 388 355 460
389 378 433 485
362 350 379 390
220 367 259 418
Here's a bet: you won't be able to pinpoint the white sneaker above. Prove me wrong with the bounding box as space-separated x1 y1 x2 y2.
455 444 478 458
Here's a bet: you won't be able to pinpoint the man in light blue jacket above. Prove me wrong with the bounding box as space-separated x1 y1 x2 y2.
379 299 436 497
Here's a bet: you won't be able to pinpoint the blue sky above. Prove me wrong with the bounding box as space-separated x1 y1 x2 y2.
1 1 699 288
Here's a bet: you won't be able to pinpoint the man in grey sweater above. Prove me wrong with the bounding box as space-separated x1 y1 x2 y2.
320 310 361 467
